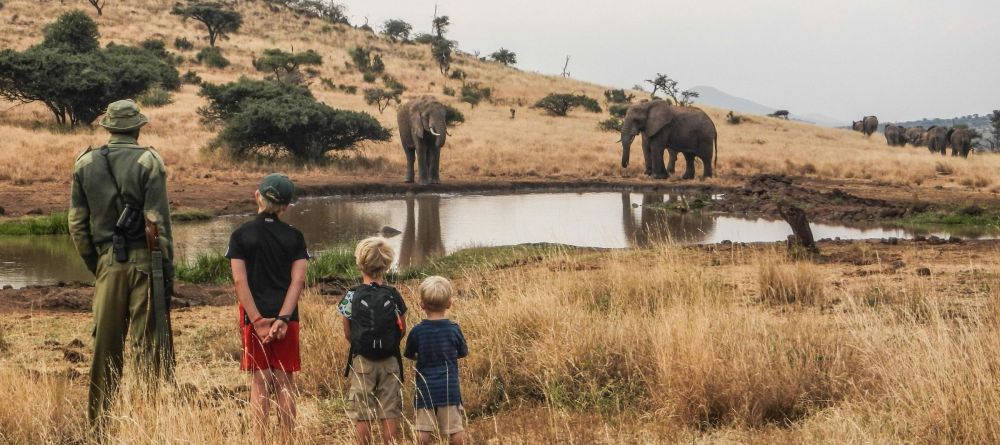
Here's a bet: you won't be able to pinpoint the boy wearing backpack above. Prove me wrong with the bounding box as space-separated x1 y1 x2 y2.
404 276 468 445
339 237 407 445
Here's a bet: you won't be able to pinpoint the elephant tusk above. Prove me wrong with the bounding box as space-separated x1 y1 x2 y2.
429 127 442 136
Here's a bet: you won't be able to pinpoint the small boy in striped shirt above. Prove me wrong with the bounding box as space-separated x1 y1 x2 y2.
403 276 468 445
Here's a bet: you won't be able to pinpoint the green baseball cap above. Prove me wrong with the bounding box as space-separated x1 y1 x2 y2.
99 99 149 133
259 173 295 205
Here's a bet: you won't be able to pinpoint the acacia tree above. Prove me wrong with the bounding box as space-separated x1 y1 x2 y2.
381 19 412 43
88 0 105 16
989 110 1000 149
171 2 242 47
432 15 449 38
253 48 322 83
489 48 516 66
645 73 698 106
431 38 454 75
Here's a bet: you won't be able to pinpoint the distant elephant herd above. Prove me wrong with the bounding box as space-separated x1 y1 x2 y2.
396 95 974 186
854 115 974 158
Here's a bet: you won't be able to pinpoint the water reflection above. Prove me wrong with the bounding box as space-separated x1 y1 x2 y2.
1 191 997 288
398 195 445 269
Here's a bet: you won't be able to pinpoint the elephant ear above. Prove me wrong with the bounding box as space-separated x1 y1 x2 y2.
645 102 675 137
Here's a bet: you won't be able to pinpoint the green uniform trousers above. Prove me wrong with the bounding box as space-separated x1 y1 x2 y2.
88 246 165 426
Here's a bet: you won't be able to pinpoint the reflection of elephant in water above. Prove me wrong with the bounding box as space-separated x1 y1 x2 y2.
925 126 950 155
949 128 973 158
398 96 448 185
397 195 445 269
620 193 716 246
852 116 878 137
620 101 717 179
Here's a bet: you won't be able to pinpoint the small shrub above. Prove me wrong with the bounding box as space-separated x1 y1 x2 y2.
196 47 230 68
533 93 602 116
137 86 173 107
598 117 622 132
140 39 171 60
381 75 406 95
608 104 629 118
442 85 455 96
362 72 376 83
726 110 743 124
338 85 357 94
181 70 202 85
174 36 194 51
603 88 634 104
460 82 492 108
448 69 466 80
381 19 412 43
320 77 335 89
444 104 465 126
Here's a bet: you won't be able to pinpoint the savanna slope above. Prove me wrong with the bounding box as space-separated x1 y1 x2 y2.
0 0 998 216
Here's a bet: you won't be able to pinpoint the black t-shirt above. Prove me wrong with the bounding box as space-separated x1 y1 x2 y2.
225 212 310 322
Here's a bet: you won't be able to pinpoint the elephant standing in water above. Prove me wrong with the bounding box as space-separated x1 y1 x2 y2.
620 101 718 179
852 116 879 137
925 126 950 155
398 96 448 185
397 195 444 269
949 128 973 157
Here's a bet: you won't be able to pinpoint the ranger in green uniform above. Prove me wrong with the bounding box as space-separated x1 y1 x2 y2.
68 100 175 429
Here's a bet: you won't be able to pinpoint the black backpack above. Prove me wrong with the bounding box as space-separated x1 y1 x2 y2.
343 283 404 378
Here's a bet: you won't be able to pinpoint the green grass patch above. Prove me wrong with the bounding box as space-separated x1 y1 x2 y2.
0 213 69 236
172 210 213 222
176 251 232 285
891 205 1000 238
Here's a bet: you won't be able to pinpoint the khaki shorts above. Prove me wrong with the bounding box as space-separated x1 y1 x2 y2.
346 356 403 421
415 405 465 435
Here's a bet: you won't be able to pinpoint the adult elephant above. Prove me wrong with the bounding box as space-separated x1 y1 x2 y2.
620 100 717 179
861 116 878 137
925 126 950 155
884 124 905 146
905 126 926 147
398 95 448 185
948 128 973 158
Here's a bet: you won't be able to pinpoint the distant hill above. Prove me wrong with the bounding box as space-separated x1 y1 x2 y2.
689 85 848 128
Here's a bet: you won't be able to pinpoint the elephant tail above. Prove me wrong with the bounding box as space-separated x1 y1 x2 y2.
714 138 718 170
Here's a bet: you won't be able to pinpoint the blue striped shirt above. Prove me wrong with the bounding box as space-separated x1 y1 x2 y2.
403 319 468 409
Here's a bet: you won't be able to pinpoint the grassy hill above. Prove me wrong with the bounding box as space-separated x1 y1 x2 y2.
2 0 999 207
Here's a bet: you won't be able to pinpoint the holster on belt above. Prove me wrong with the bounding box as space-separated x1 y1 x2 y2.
145 218 175 380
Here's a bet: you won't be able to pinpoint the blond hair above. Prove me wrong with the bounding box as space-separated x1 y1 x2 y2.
419 276 453 311
256 192 287 214
355 237 395 278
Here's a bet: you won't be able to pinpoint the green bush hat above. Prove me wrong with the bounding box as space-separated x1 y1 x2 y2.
99 99 149 133
259 173 295 205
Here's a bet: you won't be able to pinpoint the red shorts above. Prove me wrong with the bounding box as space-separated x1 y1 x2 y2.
240 310 301 372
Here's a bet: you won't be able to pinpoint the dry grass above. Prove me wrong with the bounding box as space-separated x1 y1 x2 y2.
756 256 826 305
3 242 1000 443
2 0 999 194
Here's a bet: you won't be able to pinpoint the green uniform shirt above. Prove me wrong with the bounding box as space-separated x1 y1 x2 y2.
68 134 173 274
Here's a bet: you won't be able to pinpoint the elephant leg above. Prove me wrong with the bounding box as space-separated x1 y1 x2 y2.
701 153 713 178
429 145 441 184
641 136 652 176
403 145 416 183
414 139 430 185
682 153 696 180
665 149 678 175
650 147 667 179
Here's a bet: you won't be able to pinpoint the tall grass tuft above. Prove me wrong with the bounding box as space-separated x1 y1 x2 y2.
0 212 69 236
176 251 231 284
757 257 826 305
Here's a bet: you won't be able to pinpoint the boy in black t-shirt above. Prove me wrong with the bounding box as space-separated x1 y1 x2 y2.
225 173 309 443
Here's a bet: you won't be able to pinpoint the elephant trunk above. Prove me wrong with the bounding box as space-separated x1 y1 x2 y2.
621 133 635 168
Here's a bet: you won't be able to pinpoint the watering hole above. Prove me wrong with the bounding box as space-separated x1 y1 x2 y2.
0 191 993 288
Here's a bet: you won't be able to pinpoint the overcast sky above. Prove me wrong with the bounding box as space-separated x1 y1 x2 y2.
343 0 998 122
